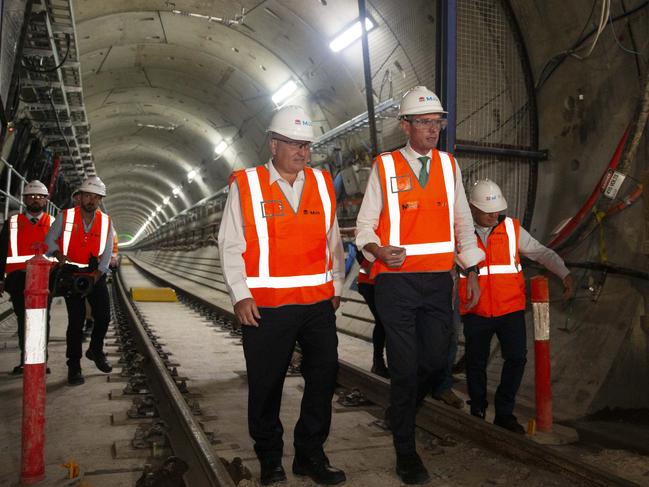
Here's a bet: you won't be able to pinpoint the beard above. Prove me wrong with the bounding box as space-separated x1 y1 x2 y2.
26 204 43 213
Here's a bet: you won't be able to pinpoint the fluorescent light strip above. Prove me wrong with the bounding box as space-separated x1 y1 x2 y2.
329 18 374 52
272 80 298 105
214 140 228 155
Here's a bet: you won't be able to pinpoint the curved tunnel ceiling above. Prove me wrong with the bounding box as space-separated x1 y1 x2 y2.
75 0 420 239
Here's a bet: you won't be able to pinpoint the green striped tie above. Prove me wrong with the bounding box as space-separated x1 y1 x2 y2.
418 156 430 188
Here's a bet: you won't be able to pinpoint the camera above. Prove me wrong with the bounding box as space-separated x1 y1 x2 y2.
52 256 99 297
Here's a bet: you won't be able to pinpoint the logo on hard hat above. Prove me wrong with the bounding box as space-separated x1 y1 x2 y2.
294 119 312 126
418 96 435 102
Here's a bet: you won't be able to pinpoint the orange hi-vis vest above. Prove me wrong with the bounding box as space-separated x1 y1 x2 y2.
5 213 53 274
371 149 456 278
57 207 111 267
233 165 336 307
459 217 525 317
357 257 374 285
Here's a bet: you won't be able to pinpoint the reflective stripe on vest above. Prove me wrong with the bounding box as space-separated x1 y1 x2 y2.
243 167 333 289
381 151 455 255
6 214 54 264
459 217 520 279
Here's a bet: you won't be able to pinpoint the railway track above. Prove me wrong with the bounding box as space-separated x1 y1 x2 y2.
113 257 642 487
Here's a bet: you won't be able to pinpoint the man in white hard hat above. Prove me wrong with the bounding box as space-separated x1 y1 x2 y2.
219 105 346 485
356 86 484 484
0 180 53 374
458 179 574 433
45 176 115 385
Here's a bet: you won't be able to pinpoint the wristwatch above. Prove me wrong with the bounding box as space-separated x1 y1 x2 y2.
463 265 480 276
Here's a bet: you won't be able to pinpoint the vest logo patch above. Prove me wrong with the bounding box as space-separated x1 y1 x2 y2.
303 209 321 215
261 200 284 218
390 175 412 193
401 201 419 210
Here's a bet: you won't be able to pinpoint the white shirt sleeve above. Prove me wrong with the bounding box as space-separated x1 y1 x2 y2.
518 227 570 279
329 216 345 296
355 162 383 262
217 181 252 305
453 162 484 268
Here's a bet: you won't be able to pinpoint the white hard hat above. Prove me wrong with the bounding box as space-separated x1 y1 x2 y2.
398 86 447 117
23 180 49 196
469 179 507 213
267 105 315 143
78 176 107 196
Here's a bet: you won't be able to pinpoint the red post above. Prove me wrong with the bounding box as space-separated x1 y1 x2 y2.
20 244 51 485
531 276 552 432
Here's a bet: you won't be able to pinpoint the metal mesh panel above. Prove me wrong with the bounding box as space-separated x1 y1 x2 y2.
364 0 437 152
458 154 530 219
1 0 28 107
456 0 537 221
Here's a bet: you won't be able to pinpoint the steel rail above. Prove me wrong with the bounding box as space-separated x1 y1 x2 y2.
113 267 236 487
125 255 641 487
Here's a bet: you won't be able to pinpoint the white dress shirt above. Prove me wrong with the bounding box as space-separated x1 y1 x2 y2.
218 160 345 305
355 142 484 269
475 223 570 279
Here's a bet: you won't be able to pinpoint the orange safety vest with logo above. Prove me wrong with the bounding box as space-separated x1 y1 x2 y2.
357 257 375 285
370 149 456 278
5 213 53 275
458 217 525 317
56 207 111 267
233 165 336 307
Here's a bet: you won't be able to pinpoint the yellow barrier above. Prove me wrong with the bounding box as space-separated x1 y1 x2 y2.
131 287 177 302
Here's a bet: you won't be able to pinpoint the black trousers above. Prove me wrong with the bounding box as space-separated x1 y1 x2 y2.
5 270 52 364
357 282 386 360
241 300 338 463
374 272 453 454
463 310 527 416
64 274 110 367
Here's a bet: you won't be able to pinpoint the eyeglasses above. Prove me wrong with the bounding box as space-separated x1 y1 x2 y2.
275 139 311 151
406 118 448 130
25 194 47 200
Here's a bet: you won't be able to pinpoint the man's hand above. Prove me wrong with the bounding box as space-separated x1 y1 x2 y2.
464 272 481 309
234 298 261 327
365 243 406 268
561 273 575 300
331 296 341 310
52 251 68 265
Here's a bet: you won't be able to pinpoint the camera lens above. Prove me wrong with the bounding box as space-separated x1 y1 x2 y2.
74 276 93 294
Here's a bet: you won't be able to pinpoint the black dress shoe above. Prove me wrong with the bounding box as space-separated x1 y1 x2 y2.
471 409 486 420
260 463 286 485
396 452 430 485
67 367 85 386
86 349 112 373
292 453 346 485
494 414 525 434
11 364 23 375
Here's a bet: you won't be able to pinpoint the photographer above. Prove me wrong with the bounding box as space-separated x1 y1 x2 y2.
45 176 114 386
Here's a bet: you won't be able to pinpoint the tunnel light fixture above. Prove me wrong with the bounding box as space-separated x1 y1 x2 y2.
214 141 228 156
329 17 374 52
187 169 198 181
272 80 298 105
172 187 181 196
163 196 170 205
135 122 177 131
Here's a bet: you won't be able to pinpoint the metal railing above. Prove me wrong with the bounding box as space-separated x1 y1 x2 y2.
0 156 61 221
